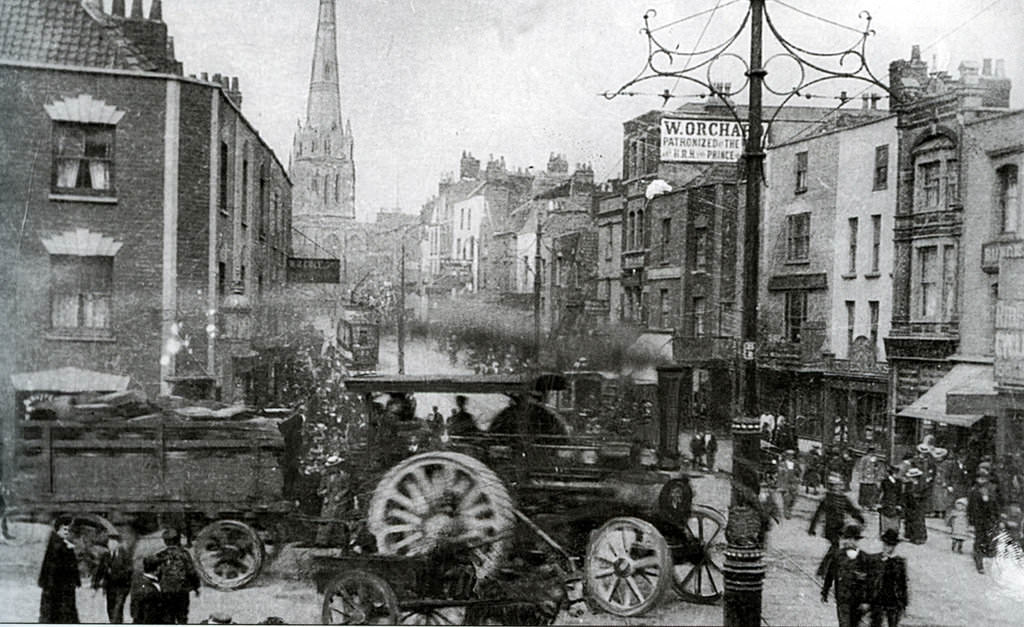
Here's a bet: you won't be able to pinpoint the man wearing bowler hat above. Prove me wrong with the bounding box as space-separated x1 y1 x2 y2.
870 528 909 627
821 523 874 627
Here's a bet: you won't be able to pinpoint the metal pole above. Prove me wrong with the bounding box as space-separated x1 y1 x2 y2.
398 235 406 374
533 204 543 366
723 0 766 625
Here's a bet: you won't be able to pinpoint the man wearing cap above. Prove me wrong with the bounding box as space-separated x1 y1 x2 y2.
155 528 201 624
92 530 133 623
869 529 909 627
810 474 864 577
821 523 874 627
776 449 801 519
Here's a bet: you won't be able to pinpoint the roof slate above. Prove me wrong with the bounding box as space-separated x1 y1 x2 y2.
0 0 162 71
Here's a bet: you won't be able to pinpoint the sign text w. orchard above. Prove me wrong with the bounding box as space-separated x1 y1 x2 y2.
660 118 746 163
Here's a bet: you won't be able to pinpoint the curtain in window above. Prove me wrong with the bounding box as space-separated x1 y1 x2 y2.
51 294 78 327
56 159 80 187
88 161 109 190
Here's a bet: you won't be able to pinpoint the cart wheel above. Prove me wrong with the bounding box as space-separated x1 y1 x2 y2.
584 516 671 617
672 504 726 604
321 570 399 625
398 607 466 625
368 452 514 582
192 519 265 590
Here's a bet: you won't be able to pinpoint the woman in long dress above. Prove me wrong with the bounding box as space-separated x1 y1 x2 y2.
38 517 81 623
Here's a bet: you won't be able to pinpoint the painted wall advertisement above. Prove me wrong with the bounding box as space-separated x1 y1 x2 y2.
660 118 746 163
995 299 1024 387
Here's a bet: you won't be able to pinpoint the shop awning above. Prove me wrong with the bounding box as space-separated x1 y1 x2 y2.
897 364 989 427
947 364 1001 415
10 366 130 393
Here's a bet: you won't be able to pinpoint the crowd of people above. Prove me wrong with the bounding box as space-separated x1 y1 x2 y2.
37 521 201 624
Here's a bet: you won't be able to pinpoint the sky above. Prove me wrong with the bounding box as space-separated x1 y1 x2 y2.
142 0 1024 220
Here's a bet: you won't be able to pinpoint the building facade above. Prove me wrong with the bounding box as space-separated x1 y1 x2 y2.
290 0 357 261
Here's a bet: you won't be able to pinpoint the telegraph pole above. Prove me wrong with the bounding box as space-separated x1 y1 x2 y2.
398 235 406 374
724 1 766 625
533 203 543 367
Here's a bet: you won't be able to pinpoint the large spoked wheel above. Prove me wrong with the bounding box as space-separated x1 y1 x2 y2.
368 452 514 582
321 570 399 625
672 504 727 604
398 606 466 625
192 519 265 589
584 516 671 617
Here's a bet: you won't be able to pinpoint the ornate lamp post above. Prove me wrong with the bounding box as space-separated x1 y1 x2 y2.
605 2 894 624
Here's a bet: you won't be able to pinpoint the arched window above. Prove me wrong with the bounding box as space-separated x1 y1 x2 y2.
998 164 1019 233
335 173 341 202
628 211 636 250
913 136 958 212
637 209 645 248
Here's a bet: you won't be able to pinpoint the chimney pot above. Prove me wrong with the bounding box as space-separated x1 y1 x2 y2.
212 73 222 85
112 0 126 16
995 59 1006 78
130 0 143 19
200 72 209 81
149 0 163 21
231 77 239 91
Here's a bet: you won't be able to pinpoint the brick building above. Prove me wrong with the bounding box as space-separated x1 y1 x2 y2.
887 46 1022 460
761 112 896 447
0 0 292 438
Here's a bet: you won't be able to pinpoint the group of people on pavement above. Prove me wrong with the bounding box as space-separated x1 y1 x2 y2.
38 520 201 624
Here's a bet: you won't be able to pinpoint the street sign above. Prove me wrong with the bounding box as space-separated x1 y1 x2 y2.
742 341 756 361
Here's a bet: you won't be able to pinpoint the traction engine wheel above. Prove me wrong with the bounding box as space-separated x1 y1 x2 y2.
672 504 727 604
584 516 671 617
321 570 399 625
367 451 515 582
192 519 265 589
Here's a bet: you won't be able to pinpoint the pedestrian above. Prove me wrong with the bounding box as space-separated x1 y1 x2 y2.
930 447 956 518
92 530 133 623
804 445 823 495
155 528 201 624
810 474 864 578
776 449 801 519
869 528 909 627
967 472 1001 574
689 431 705 470
840 447 856 492
877 465 903 539
902 467 928 544
448 395 477 435
316 454 351 547
703 429 718 472
855 446 886 510
821 523 874 627
946 497 970 554
38 516 81 623
130 555 165 624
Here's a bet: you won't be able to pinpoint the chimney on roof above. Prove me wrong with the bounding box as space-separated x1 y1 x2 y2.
983 58 993 76
995 59 1006 78
861 93 870 109
112 0 126 17
870 93 881 109
150 0 163 21
130 0 143 19
958 60 980 85
225 77 243 109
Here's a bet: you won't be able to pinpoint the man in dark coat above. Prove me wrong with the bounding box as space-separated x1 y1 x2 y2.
703 430 718 471
902 468 928 544
870 529 909 627
689 432 705 470
155 528 201 624
821 523 875 627
967 472 1001 574
810 474 864 577
130 555 165 624
38 516 80 623
92 531 133 623
877 465 903 538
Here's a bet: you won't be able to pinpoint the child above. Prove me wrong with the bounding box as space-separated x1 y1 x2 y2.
947 497 970 553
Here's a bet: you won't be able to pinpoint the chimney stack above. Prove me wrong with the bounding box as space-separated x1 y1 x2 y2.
870 93 880 109
200 71 209 82
112 0 126 17
150 0 163 21
995 59 1006 78
983 58 993 76
861 93 870 109
130 0 143 19
958 60 980 85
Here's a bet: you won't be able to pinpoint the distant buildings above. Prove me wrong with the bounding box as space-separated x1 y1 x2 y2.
0 0 292 422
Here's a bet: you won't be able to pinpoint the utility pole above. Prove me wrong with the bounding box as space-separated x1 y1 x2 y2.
533 203 543 367
723 1 766 625
398 234 406 374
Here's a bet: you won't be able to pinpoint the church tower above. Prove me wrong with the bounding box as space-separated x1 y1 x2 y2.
291 0 356 259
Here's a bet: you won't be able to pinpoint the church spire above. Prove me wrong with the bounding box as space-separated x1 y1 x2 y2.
306 0 342 129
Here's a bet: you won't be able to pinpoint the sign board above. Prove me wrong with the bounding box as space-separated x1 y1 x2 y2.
287 257 340 284
995 299 1024 386
742 341 756 361
660 118 746 163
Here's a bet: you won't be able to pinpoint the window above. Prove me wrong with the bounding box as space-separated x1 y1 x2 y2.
240 265 246 292
636 209 645 248
693 296 706 337
53 123 114 192
786 213 810 261
921 161 941 208
870 214 881 273
869 300 879 353
259 165 267 240
335 173 341 203
998 164 1020 233
795 151 808 193
694 228 708 272
917 246 938 319
847 217 858 275
456 238 462 259
219 142 229 212
914 138 959 211
50 255 113 331
873 145 888 190
627 211 637 250
946 159 959 205
784 291 807 343
846 300 856 350
660 289 670 327
660 218 672 260
218 262 226 298
241 159 248 224
604 226 613 261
